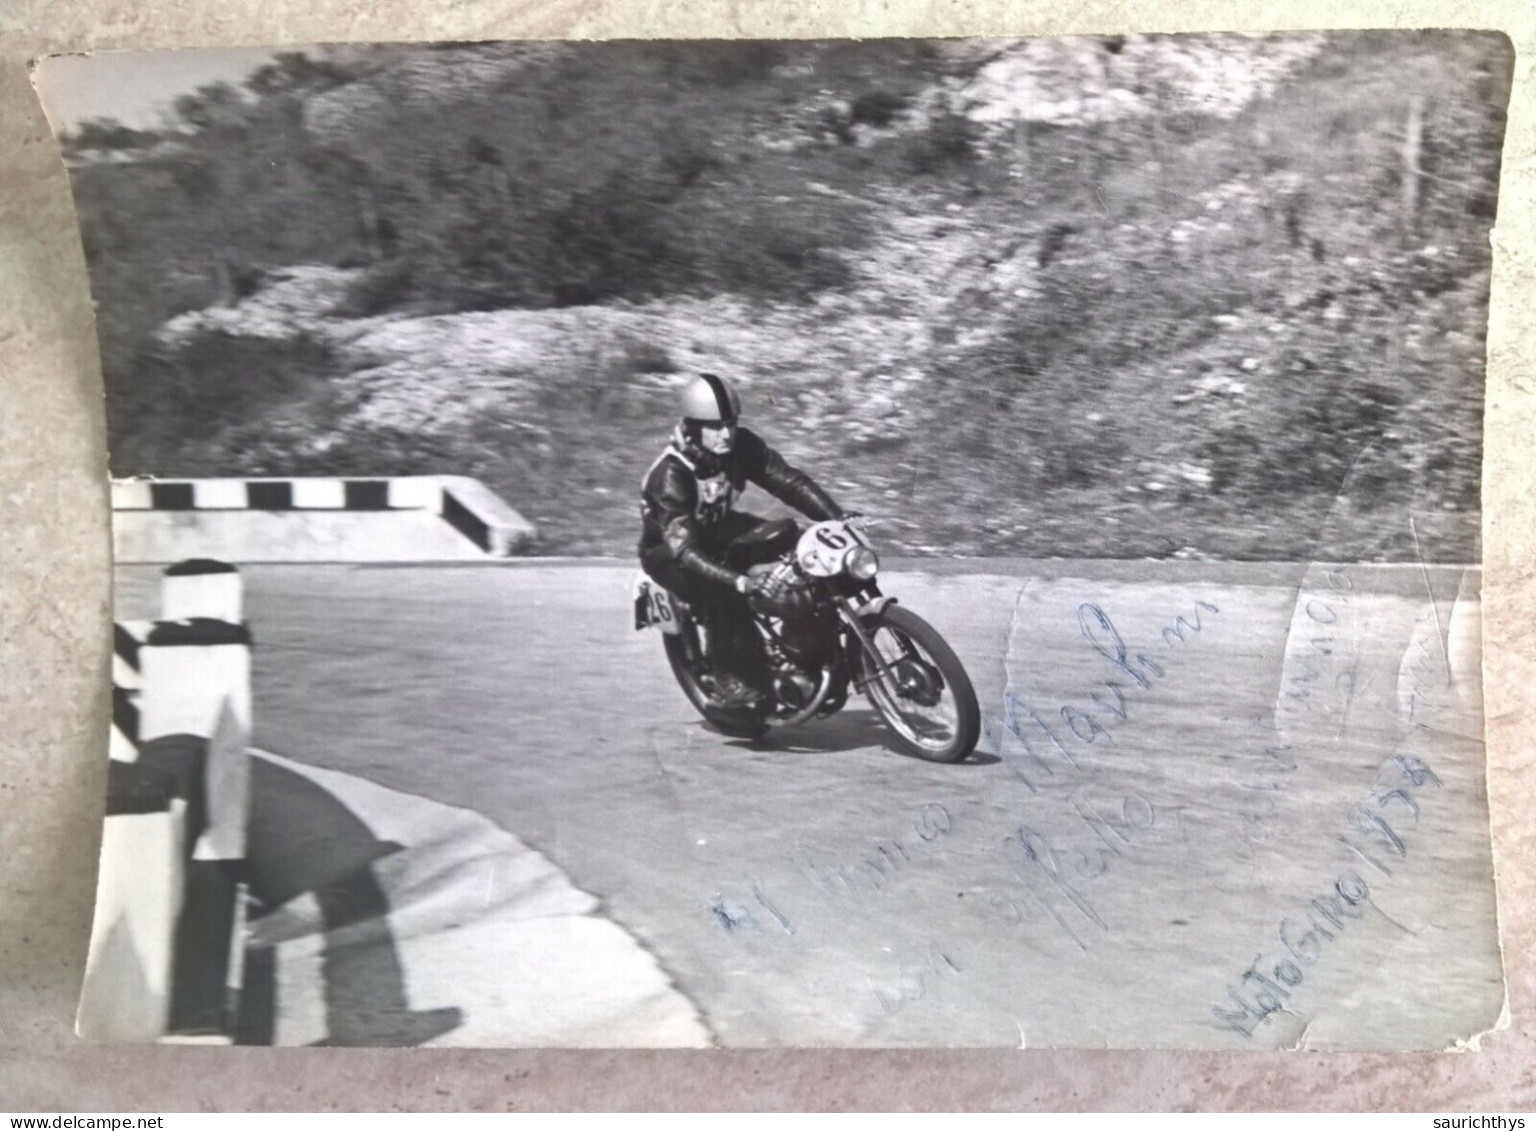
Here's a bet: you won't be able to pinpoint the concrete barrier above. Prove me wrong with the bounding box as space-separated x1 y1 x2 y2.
77 784 187 1042
112 476 537 564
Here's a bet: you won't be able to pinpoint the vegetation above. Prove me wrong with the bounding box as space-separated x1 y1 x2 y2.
64 32 1511 560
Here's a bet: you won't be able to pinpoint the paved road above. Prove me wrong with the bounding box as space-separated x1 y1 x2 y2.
117 560 1503 1048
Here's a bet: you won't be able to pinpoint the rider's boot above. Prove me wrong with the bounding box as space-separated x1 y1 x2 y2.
703 599 767 711
713 670 765 710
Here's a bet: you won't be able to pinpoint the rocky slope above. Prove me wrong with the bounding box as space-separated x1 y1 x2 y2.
70 32 1509 560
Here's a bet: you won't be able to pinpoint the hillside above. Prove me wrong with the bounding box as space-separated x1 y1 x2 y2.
63 32 1511 560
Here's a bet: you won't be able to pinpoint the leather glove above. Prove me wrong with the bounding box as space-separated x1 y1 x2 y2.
746 562 813 620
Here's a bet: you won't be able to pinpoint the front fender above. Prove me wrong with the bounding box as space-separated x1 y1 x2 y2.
851 594 898 619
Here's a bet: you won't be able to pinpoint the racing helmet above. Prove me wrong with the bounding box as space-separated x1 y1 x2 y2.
679 372 742 456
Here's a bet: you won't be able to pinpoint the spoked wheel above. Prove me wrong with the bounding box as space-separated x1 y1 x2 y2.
662 628 769 740
854 605 980 763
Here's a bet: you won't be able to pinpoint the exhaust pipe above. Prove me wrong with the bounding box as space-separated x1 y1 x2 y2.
764 665 836 728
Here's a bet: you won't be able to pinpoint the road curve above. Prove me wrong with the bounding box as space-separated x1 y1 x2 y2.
115 560 1501 1048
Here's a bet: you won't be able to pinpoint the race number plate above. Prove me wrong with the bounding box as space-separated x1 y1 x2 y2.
796 519 871 577
632 577 681 634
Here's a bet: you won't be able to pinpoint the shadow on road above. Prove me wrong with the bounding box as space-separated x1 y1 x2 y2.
720 708 1001 765
238 757 464 1047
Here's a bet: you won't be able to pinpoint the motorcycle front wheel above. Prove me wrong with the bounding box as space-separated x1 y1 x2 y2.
662 628 770 740
854 604 981 763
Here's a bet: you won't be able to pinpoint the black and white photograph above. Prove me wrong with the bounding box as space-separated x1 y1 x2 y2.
34 30 1511 1049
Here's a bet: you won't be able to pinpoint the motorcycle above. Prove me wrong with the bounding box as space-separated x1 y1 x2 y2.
634 517 981 763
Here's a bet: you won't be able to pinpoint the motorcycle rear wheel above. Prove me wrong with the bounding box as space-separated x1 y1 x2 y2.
663 629 770 740
854 604 981 763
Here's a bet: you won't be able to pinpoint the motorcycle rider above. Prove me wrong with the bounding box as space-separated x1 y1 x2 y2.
639 372 844 709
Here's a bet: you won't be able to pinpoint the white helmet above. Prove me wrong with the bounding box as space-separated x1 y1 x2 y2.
680 372 741 426
679 373 742 456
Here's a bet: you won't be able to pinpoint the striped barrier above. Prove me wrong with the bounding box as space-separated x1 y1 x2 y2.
110 621 149 763
112 475 536 563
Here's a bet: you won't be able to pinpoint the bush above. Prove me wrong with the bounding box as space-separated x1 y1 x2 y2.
619 335 677 374
108 330 340 476
850 90 908 128
904 108 978 175
335 258 418 318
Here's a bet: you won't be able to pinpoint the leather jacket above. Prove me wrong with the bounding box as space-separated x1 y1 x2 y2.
638 426 843 588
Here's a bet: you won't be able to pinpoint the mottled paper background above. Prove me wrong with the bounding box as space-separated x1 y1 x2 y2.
1 0 1532 1111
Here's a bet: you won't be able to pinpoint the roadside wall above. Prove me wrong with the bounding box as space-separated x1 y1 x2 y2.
112 476 536 563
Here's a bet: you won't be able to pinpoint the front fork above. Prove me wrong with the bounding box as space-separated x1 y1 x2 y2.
835 592 908 697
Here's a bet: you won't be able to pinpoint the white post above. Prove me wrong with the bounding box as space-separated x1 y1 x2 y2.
161 559 244 623
134 618 254 1042
138 621 253 742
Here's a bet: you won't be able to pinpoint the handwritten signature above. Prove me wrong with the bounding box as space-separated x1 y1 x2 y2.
708 803 962 1015
1209 753 1443 1039
981 597 1222 949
